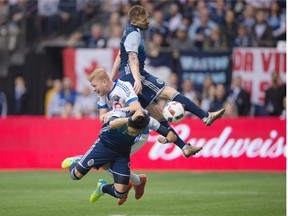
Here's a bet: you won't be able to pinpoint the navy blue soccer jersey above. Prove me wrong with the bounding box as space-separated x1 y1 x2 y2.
119 24 146 76
98 109 160 154
118 24 166 108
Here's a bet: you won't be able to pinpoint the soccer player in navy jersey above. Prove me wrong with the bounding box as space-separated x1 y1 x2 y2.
61 109 178 205
62 68 202 205
111 5 225 127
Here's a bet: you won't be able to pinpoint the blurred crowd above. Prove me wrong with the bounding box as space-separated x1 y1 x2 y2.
1 68 284 119
0 0 286 51
0 0 286 118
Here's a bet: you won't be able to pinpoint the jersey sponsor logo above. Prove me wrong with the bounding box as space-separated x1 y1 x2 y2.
113 95 120 102
156 79 164 85
114 102 123 109
87 159 94 167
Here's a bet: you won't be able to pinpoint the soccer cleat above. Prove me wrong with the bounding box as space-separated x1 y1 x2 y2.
134 174 147 200
118 182 133 206
90 179 106 203
61 156 80 169
202 108 225 126
182 144 203 158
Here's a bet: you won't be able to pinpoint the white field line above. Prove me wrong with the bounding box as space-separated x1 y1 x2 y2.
148 190 282 195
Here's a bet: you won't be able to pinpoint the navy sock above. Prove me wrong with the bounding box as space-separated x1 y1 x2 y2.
102 184 126 198
160 121 186 149
173 94 208 119
69 158 82 180
69 158 81 172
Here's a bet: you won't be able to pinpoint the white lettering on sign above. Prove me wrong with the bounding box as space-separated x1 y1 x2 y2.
148 125 286 160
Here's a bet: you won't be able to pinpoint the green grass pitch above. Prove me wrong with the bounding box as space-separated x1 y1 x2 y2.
0 171 285 216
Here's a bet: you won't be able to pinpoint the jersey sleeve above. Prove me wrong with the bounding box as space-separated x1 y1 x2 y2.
124 81 138 106
124 31 141 53
110 109 127 119
97 96 108 109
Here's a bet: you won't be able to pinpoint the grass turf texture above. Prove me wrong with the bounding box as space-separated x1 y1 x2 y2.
0 171 285 216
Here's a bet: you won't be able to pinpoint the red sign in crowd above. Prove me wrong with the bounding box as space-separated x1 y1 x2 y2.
0 117 285 171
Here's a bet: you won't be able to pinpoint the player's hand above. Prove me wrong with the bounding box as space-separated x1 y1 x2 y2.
158 136 170 144
134 79 142 95
101 112 112 124
131 109 144 121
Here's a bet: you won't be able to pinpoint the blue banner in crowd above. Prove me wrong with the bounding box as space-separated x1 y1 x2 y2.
178 51 232 89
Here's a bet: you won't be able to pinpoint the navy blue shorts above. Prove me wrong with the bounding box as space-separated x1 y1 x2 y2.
77 140 130 182
120 70 166 108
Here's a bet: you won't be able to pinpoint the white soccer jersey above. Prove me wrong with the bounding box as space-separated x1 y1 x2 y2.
97 79 138 110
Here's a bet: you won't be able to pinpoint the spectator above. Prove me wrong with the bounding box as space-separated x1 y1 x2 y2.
220 9 238 48
245 0 274 9
47 79 63 117
188 8 218 49
0 91 7 117
201 83 216 111
203 27 228 51
230 0 246 22
264 71 286 116
280 96 286 119
167 72 179 90
37 0 60 38
241 4 256 32
45 78 62 116
60 77 77 106
171 24 194 51
47 77 77 118
181 79 197 103
181 0 197 18
57 0 83 36
146 31 172 84
104 11 122 38
0 0 9 24
233 23 253 47
201 75 214 99
268 1 286 41
67 23 107 48
147 10 169 42
251 9 274 47
73 86 98 118
223 100 239 118
227 75 251 116
106 25 123 49
209 83 226 111
8 76 29 115
118 2 131 29
166 3 182 34
210 0 227 25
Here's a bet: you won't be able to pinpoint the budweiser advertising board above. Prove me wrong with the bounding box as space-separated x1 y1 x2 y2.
131 117 286 171
0 117 286 170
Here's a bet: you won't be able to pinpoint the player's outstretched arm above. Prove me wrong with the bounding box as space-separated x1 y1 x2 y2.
128 52 142 94
111 51 120 81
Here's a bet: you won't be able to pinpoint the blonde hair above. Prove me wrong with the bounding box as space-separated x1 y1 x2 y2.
128 5 147 22
88 68 110 82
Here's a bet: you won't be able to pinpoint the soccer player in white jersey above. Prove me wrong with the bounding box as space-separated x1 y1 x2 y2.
89 68 202 157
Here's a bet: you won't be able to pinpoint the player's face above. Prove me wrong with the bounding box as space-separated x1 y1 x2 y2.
90 79 107 96
127 126 142 137
134 13 149 30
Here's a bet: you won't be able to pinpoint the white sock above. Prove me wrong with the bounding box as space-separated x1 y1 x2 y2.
130 172 141 185
105 169 141 185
